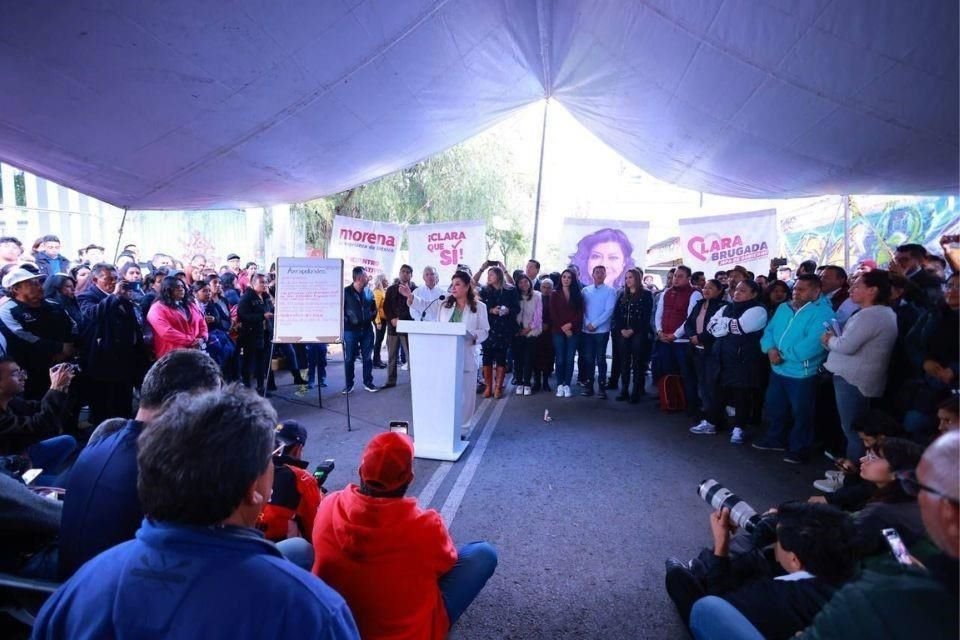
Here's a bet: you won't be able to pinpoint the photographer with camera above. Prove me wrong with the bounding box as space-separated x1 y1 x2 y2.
257 420 323 549
77 262 148 426
0 360 76 487
665 495 858 639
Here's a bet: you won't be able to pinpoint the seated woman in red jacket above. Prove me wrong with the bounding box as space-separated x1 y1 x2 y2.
146 276 207 359
312 432 498 639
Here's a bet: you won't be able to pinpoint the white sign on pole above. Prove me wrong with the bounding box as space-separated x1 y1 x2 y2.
561 218 650 288
328 215 402 284
272 257 343 343
407 220 486 283
679 209 777 276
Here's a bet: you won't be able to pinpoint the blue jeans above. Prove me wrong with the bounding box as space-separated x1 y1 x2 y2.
28 435 78 487
690 596 764 640
439 542 498 626
306 343 328 385
833 375 870 459
657 341 699 411
761 372 818 456
552 333 580 386
580 332 609 385
343 326 374 387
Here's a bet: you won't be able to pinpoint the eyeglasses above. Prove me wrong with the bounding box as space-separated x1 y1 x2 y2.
895 470 960 505
861 451 881 462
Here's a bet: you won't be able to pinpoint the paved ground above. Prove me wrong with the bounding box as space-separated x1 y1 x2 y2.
273 349 830 640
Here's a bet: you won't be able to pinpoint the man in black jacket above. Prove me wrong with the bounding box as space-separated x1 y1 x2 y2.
76 263 146 426
0 268 76 400
382 265 416 388
894 243 943 308
342 266 378 394
665 501 857 639
237 274 274 396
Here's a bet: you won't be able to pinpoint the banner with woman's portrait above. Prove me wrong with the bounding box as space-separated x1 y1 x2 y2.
561 218 650 288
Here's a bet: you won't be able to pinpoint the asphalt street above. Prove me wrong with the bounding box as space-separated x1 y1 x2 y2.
277 349 826 640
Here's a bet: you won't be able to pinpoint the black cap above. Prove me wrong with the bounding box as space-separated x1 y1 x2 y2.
226 253 240 261
275 420 307 447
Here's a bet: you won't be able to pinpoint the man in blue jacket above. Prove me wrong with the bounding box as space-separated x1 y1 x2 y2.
34 385 359 640
753 274 835 463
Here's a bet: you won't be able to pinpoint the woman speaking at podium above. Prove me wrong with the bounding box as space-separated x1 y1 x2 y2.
439 271 490 428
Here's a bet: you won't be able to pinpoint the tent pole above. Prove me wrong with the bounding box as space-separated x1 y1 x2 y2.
842 195 850 271
113 207 128 262
530 99 550 260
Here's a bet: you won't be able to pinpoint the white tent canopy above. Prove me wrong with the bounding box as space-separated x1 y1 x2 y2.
1 0 956 210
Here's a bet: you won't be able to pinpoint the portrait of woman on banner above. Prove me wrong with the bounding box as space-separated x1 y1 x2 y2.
569 227 637 289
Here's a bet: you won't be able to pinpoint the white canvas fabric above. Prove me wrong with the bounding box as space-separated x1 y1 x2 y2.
0 0 955 209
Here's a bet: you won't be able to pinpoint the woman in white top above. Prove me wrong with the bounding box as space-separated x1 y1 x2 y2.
438 271 490 429
822 269 898 459
512 274 543 396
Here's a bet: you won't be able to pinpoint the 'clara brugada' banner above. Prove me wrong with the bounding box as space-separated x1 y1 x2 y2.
679 209 778 276
328 216 402 284
406 220 486 283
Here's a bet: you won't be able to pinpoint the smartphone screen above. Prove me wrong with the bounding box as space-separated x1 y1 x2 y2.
389 420 409 435
883 528 914 566
22 468 42 485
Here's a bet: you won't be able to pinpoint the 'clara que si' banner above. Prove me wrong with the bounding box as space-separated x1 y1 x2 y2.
406 220 486 284
328 215 403 284
678 209 778 277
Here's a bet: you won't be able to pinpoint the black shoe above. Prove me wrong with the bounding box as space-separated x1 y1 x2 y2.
605 380 618 390
581 386 594 397
373 362 387 369
341 384 354 395
510 376 519 386
363 383 379 393
598 388 607 399
665 557 690 573
292 376 307 386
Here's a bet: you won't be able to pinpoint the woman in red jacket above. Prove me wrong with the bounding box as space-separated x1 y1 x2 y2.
549 268 584 398
146 276 208 359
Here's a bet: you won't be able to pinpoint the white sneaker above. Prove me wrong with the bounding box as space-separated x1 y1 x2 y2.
825 470 845 482
814 476 843 493
689 421 717 435
729 427 745 444
523 386 532 396
563 385 573 398
556 386 564 398
515 385 524 396
400 363 408 371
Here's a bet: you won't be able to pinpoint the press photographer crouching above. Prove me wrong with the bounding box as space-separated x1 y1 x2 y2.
665 484 858 640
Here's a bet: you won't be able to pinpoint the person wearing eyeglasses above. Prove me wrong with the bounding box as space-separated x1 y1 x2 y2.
783 432 960 640
0 360 76 487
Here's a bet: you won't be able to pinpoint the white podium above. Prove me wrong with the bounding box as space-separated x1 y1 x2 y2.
397 320 468 461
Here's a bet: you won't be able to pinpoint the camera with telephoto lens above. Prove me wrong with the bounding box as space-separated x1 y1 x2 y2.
698 479 777 543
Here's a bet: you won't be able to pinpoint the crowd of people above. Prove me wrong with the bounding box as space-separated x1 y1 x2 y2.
0 229 957 639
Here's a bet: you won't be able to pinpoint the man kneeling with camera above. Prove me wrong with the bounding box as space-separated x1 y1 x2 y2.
665 501 858 640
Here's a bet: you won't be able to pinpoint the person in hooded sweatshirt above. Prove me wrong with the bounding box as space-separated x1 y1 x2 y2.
33 385 359 640
312 431 498 639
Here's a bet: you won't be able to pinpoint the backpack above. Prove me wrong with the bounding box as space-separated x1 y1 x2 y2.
658 374 686 412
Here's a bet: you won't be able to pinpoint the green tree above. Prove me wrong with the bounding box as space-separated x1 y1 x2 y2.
293 127 535 259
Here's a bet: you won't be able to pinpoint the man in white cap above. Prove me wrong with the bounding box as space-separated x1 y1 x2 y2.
0 268 76 399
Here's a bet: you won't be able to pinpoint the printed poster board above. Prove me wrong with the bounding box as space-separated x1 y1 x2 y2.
272 257 343 344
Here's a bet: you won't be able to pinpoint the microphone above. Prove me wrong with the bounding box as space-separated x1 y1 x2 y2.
420 294 446 320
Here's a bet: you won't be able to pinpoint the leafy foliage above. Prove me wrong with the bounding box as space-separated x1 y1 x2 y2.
293 129 535 261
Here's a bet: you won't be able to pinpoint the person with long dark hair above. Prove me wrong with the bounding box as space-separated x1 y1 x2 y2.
705 279 768 444
685 278 727 425
823 269 898 460
43 274 82 331
512 274 542 396
762 280 791 317
440 271 489 428
479 266 519 399
611 268 653 403
146 276 207 359
550 269 584 398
